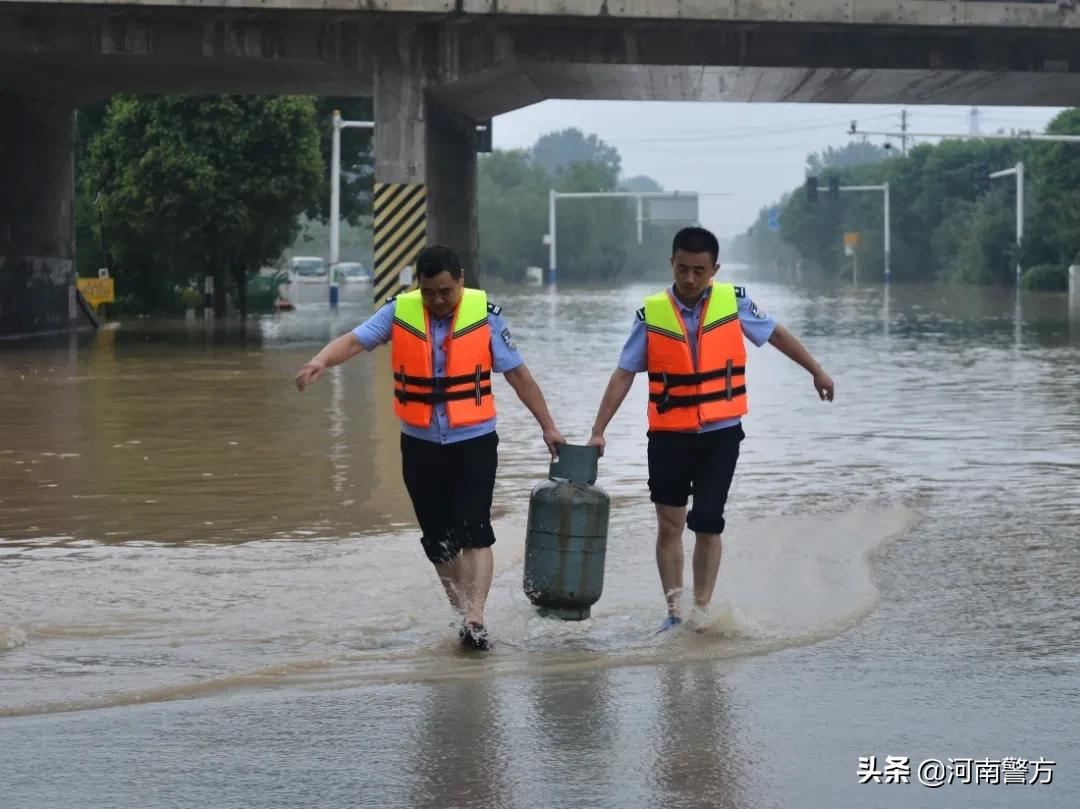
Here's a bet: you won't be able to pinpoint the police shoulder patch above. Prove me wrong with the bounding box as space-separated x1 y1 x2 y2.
734 286 747 298
636 306 646 322
500 327 516 351
487 301 502 316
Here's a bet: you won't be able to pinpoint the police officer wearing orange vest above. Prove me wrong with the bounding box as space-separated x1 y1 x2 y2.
295 246 565 650
588 227 835 632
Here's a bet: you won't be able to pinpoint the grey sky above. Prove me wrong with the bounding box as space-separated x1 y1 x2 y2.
494 102 1065 240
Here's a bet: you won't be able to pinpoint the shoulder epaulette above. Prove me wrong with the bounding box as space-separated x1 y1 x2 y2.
734 286 746 298
635 306 646 322
487 301 502 316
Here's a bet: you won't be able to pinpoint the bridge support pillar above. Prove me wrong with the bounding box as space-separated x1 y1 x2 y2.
373 28 478 302
0 93 84 338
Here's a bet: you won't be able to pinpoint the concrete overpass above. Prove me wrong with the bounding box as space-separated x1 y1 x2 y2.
4 0 1080 335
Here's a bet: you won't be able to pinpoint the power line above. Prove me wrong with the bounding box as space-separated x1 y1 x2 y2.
606 111 899 144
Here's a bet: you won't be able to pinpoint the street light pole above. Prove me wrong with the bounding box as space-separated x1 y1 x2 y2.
329 110 374 307
990 161 1025 285
884 182 891 282
548 189 557 285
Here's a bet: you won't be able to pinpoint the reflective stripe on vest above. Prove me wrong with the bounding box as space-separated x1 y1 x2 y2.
390 288 496 428
644 283 748 431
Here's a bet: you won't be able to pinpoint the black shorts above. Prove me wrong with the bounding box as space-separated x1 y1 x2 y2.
400 431 499 565
647 424 744 535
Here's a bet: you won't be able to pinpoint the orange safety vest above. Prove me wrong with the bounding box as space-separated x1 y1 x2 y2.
390 288 496 428
644 283 747 431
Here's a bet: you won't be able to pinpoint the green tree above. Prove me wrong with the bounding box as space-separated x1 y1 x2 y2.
551 160 626 281
477 149 551 281
477 130 672 284
806 141 890 175
951 187 1017 284
83 95 323 316
74 100 111 278
533 128 622 177
758 129 1051 285
1032 109 1080 264
621 175 663 192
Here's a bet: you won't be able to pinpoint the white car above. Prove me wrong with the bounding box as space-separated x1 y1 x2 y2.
290 256 327 282
337 262 371 283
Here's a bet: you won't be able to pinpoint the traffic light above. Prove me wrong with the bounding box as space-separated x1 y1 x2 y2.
828 177 840 201
973 163 990 195
806 176 818 203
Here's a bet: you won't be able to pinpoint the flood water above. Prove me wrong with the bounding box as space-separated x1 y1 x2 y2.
2 276 1079 808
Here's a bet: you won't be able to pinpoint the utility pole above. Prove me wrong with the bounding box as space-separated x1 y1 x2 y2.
969 106 981 136
900 109 909 156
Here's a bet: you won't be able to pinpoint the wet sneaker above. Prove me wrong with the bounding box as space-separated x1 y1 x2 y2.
459 621 492 651
657 615 683 634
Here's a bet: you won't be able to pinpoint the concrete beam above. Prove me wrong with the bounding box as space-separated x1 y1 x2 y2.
5 6 1080 109
430 17 1080 117
0 8 374 104
4 1 1080 31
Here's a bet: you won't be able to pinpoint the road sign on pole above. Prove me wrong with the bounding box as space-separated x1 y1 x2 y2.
767 207 780 232
843 232 860 256
76 275 114 308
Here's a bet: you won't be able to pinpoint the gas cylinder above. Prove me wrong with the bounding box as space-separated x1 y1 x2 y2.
523 444 610 620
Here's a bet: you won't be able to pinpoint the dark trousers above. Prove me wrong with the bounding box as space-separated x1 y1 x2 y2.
400 431 499 565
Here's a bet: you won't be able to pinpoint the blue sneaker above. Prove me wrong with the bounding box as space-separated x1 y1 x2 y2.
657 615 683 634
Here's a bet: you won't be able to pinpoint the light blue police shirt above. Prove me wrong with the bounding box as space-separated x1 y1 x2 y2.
352 299 524 445
617 284 777 433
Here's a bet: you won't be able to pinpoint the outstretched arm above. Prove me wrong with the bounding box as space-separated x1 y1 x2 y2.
503 364 565 459
768 324 834 401
587 368 636 457
295 334 365 391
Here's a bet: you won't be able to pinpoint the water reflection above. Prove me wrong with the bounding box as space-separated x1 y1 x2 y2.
1014 287 1023 351
1070 281 1080 338
406 677 512 809
520 667 622 807
881 282 891 340
648 663 745 809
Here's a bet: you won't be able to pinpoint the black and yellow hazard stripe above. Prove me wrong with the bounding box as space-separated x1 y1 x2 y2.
373 182 427 304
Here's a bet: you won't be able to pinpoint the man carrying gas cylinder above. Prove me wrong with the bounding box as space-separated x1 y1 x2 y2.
587 227 835 632
296 246 565 651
